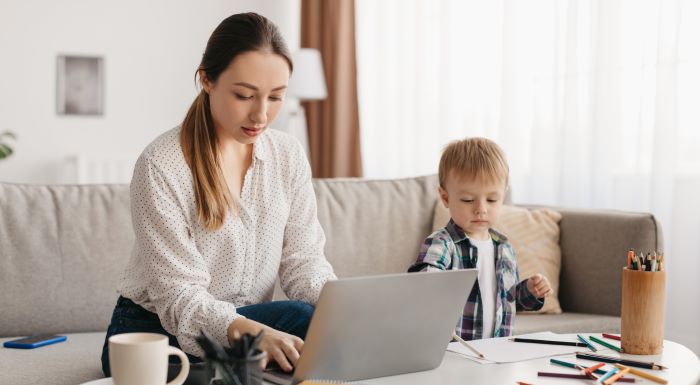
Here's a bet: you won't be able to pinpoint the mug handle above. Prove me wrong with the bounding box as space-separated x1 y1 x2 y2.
165 346 190 385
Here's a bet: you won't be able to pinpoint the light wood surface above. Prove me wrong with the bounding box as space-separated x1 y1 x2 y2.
621 268 666 354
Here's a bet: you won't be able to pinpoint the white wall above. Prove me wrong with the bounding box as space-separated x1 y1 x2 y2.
0 0 300 183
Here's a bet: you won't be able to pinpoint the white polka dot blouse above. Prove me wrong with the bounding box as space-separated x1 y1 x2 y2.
118 126 337 357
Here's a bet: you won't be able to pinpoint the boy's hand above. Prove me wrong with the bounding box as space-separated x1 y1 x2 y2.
527 273 552 298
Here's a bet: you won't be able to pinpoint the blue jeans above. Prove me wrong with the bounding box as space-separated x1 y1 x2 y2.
101 296 314 377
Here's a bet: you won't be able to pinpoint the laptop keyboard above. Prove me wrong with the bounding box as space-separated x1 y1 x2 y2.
262 367 294 385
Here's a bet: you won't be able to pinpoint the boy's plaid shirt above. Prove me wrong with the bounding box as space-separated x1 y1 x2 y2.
408 219 543 340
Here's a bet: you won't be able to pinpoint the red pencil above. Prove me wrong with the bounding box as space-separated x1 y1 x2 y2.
603 333 621 341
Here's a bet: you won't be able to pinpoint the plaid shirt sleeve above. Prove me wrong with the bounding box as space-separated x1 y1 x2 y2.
504 242 544 312
516 278 544 311
408 231 453 272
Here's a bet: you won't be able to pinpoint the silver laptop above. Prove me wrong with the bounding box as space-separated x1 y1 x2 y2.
264 269 478 384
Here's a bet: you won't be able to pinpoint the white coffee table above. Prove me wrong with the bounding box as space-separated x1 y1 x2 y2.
359 335 699 385
82 335 700 385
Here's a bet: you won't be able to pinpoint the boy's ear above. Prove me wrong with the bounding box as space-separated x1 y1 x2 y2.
438 186 449 208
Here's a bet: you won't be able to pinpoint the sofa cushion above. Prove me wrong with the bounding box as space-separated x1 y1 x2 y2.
0 332 105 385
0 184 132 337
432 201 563 313
493 206 562 314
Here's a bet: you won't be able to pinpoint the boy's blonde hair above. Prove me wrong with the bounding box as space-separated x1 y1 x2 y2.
438 137 509 189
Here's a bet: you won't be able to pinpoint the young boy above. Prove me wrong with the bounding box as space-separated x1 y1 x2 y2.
408 137 552 340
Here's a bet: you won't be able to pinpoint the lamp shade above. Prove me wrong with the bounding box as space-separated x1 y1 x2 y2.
288 48 327 100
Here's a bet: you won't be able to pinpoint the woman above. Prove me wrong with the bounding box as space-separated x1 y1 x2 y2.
101 13 336 376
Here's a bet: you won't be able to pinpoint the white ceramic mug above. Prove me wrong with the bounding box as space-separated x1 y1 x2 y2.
109 333 190 385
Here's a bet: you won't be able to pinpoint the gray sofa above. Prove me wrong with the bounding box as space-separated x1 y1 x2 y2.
0 175 663 385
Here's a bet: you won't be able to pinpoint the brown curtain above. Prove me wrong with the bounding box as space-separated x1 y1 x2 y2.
301 0 363 178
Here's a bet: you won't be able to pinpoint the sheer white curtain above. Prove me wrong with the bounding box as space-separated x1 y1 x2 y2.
356 0 700 354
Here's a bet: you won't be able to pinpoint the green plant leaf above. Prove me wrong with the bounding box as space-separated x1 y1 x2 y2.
0 143 13 159
0 131 15 159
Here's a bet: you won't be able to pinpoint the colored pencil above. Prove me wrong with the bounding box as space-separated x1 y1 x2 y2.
627 249 634 269
582 363 605 375
577 334 597 351
549 358 607 375
615 364 668 384
452 331 485 359
579 363 605 380
590 335 623 352
605 367 631 385
576 352 668 370
598 367 620 383
602 333 621 341
537 372 635 382
510 337 586 347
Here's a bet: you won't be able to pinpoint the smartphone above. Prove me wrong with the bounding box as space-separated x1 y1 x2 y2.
3 334 67 349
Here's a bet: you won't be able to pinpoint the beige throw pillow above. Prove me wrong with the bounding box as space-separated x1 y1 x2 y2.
431 200 563 314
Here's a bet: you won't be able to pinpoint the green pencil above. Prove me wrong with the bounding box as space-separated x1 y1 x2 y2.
590 335 622 352
549 358 607 375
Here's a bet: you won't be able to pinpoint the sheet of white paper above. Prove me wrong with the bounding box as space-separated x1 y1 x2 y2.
447 331 608 364
446 346 497 364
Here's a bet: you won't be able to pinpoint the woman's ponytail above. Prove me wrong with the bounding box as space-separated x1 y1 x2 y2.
180 90 234 230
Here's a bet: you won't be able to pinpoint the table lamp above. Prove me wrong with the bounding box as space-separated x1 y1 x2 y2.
286 48 327 158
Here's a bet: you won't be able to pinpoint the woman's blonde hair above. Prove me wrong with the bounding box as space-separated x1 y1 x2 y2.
438 137 509 189
180 13 292 230
180 91 233 230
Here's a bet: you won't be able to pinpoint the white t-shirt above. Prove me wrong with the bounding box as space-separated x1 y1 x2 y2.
471 237 497 338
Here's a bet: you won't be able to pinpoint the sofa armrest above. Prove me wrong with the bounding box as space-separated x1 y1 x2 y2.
555 208 663 316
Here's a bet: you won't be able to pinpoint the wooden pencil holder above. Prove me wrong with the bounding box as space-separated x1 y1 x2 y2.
620 267 666 355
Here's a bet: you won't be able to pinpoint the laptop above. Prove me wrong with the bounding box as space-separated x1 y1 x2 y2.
264 269 478 384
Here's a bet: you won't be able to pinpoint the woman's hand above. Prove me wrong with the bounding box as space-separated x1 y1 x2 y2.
257 327 303 371
228 317 303 372
527 273 552 298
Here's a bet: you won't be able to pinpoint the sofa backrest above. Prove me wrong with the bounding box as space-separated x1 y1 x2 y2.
0 184 133 337
556 207 663 316
313 175 439 277
0 176 440 336
0 177 663 336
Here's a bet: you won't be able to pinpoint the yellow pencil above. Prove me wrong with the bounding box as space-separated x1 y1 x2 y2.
615 364 668 384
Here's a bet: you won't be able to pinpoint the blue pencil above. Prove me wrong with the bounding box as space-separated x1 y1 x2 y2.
598 367 620 383
577 334 597 352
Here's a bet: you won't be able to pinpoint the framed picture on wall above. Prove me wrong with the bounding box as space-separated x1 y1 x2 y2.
56 55 104 115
